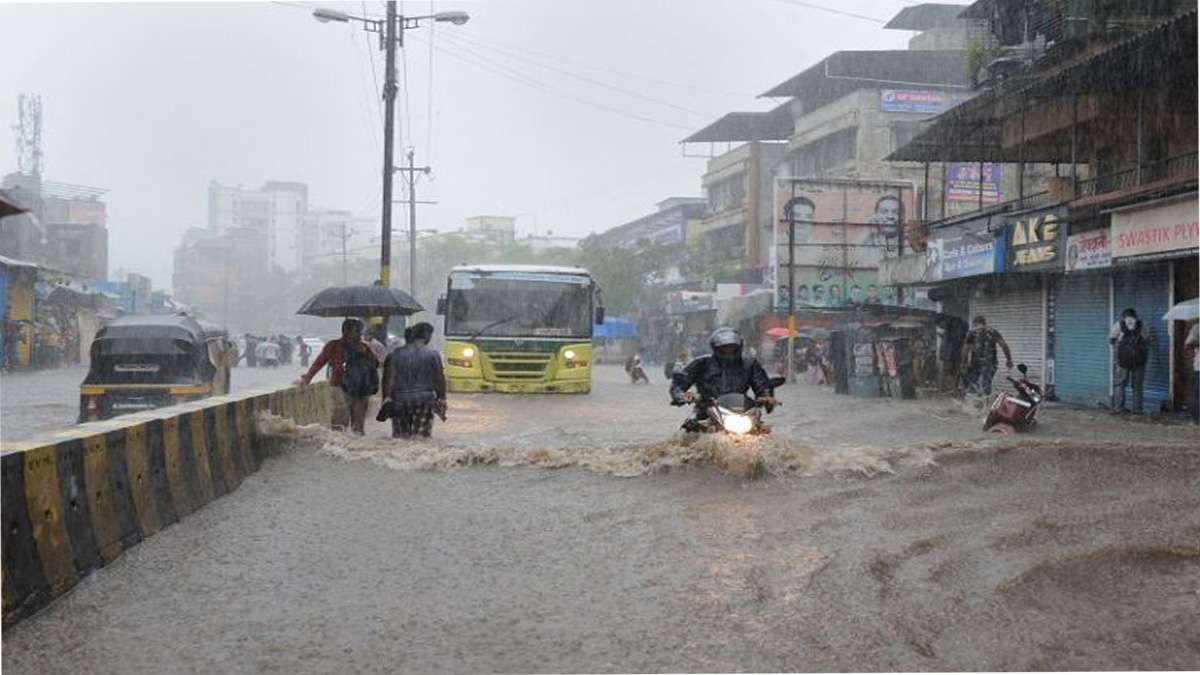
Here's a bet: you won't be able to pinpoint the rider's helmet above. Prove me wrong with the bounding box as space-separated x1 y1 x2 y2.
709 327 744 363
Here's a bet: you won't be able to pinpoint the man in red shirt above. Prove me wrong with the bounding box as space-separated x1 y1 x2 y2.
298 318 379 433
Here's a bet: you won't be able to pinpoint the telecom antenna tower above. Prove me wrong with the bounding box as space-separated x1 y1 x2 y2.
14 93 43 177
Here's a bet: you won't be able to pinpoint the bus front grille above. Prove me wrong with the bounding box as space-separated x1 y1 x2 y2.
484 352 551 379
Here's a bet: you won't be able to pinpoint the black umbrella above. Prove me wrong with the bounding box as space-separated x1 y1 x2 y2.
296 285 423 317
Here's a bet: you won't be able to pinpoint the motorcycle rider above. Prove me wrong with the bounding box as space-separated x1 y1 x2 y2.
670 327 777 428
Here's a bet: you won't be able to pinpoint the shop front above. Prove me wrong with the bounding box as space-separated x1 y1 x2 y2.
1109 194 1199 412
1054 225 1114 407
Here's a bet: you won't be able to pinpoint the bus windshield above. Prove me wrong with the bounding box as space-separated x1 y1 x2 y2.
446 271 593 339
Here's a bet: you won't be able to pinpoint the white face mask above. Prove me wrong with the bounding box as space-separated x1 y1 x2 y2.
1124 317 1137 329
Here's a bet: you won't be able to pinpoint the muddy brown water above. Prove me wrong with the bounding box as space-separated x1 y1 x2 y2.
3 367 1198 673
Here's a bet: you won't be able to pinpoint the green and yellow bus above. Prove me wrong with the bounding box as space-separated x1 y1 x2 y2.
437 264 604 394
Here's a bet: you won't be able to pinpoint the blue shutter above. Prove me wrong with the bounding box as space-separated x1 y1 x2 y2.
1054 273 1111 407
1113 263 1171 412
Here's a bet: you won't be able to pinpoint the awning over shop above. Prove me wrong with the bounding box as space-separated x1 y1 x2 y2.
593 316 637 340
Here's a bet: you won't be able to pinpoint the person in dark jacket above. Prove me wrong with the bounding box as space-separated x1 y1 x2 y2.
669 327 776 422
381 322 447 438
1110 307 1150 414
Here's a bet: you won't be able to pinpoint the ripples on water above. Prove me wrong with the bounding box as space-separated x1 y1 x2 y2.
258 414 936 479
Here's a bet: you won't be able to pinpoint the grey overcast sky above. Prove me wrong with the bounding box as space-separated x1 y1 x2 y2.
0 0 915 287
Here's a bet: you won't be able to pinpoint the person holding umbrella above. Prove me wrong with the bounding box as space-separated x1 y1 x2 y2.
298 318 379 434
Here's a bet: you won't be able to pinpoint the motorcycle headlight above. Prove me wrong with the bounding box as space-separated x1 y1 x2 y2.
722 411 754 435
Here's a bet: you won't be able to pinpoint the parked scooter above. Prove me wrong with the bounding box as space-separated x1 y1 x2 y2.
676 377 786 435
983 363 1042 434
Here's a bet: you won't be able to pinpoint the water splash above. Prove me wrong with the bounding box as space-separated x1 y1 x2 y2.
258 414 937 479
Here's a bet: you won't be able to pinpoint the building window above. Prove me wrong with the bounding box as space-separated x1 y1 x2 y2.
791 127 858 177
706 174 747 213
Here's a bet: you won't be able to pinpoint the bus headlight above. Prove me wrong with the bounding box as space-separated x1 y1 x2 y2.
563 349 576 360
461 347 476 358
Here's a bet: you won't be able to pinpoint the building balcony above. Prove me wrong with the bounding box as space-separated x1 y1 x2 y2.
1070 152 1198 206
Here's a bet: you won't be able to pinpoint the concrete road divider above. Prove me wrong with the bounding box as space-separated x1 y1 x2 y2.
0 382 330 626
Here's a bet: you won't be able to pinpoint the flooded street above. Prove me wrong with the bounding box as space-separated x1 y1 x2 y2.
4 366 1198 673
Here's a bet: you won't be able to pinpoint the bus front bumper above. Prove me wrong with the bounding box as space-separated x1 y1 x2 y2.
447 377 591 394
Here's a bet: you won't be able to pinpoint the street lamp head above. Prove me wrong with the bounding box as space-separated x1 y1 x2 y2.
312 8 350 23
433 10 470 25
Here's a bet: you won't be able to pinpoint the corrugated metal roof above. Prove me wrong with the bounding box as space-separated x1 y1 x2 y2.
681 102 793 143
886 9 1197 162
759 50 971 99
884 3 971 30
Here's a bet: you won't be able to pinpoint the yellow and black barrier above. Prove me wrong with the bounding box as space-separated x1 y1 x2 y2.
0 382 329 627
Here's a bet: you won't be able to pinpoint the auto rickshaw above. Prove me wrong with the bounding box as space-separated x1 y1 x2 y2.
79 315 233 422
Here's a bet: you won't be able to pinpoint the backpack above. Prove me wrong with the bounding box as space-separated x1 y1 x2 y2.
1117 322 1149 369
341 343 379 397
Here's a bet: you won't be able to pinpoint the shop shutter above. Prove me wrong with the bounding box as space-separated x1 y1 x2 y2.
1113 263 1171 412
1054 273 1112 407
970 280 1045 395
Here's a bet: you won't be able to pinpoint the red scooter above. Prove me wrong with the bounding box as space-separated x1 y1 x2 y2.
983 363 1042 434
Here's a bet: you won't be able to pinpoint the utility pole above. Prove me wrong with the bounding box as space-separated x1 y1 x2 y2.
786 212 796 383
340 223 349 286
396 148 430 295
379 0 398 289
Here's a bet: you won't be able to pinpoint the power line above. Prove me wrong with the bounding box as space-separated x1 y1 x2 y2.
436 30 718 120
410 33 694 132
434 29 759 99
766 0 887 24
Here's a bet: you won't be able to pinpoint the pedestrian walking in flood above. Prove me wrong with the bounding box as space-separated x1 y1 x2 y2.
1110 307 1150 414
961 316 1013 396
244 333 259 368
299 318 379 434
297 335 311 367
380 322 447 439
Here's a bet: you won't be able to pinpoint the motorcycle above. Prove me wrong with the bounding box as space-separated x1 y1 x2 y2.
676 377 786 436
983 363 1042 434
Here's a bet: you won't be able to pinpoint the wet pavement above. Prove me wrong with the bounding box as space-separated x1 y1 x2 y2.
3 366 1198 673
0 364 301 443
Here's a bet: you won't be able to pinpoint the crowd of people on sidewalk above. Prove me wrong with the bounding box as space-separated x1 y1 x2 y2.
298 318 448 439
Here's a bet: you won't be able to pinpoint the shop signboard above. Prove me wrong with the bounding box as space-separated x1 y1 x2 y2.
1065 227 1111 272
1110 196 1200 258
879 89 971 114
945 163 1002 203
938 234 995 279
1006 207 1066 272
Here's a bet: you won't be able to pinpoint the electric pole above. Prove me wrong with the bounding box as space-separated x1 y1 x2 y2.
379 0 397 289
396 148 430 296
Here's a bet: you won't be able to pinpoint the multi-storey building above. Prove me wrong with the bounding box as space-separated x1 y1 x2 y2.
886 0 1197 409
206 180 308 273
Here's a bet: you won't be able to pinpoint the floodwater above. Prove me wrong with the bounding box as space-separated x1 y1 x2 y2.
3 366 1198 673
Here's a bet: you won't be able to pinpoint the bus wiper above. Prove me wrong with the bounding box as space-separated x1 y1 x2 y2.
467 315 517 342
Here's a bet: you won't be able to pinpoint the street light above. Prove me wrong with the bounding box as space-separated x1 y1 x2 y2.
310 2 469 305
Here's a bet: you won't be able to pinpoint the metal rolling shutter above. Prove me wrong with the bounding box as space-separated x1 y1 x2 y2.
1054 273 1112 407
1113 263 1171 412
970 280 1045 395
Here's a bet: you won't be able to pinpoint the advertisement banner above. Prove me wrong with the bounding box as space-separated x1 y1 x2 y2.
772 178 915 309
1065 228 1112 272
1111 197 1200 258
880 89 946 114
1006 207 1066 272
945 162 1002 203
938 234 995 279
